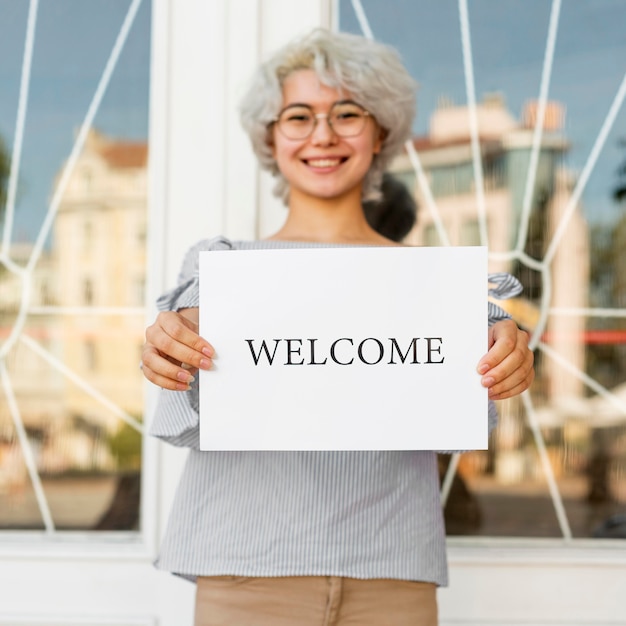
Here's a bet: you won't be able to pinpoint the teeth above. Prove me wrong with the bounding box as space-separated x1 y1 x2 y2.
307 158 341 168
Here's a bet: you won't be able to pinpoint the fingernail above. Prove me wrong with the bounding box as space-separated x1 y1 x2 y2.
177 371 195 383
199 358 212 369
478 364 490 374
175 382 191 391
482 376 495 387
202 346 214 357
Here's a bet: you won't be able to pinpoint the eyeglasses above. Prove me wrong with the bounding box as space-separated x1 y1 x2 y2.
271 101 372 140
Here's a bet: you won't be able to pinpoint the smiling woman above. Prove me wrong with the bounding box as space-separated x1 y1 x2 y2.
141 27 533 626
240 29 416 206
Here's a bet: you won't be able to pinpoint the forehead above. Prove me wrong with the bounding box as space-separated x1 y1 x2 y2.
281 69 351 106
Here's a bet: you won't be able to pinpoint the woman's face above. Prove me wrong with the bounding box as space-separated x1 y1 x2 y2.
271 69 382 205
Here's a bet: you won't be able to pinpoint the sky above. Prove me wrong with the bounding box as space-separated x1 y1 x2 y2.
0 0 625 245
0 0 151 243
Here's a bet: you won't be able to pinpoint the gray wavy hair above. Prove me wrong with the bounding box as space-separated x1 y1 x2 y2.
239 28 417 203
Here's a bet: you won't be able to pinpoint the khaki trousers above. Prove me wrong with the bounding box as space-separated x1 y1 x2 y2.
195 576 438 626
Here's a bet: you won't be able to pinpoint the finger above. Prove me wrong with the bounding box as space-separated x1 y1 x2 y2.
181 362 200 377
141 344 198 389
482 351 534 397
141 361 193 391
489 368 535 400
146 312 214 371
480 343 533 383
477 320 526 374
480 348 534 391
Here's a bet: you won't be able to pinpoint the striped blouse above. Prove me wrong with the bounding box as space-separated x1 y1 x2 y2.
149 236 521 586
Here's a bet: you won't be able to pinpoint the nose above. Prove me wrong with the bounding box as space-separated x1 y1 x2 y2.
310 113 337 145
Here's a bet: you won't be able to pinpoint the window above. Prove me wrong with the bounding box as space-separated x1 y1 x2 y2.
0 0 150 533
339 0 626 540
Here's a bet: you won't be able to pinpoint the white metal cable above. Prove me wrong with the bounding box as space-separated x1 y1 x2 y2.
28 306 146 316
26 0 143 275
1 361 55 532
350 0 374 39
458 0 488 247
489 248 545 272
4 0 144 371
349 0 450 246
405 141 451 246
528 265 552 352
2 0 39 256
549 307 626 318
515 0 561 253
521 391 573 539
20 334 144 433
0 0 145 534
440 452 461 506
544 70 626 265
539 341 626 420
0 268 31 360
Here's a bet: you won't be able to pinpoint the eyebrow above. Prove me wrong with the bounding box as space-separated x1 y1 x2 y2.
281 99 362 110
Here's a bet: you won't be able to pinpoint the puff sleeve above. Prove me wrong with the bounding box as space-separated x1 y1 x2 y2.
148 236 234 448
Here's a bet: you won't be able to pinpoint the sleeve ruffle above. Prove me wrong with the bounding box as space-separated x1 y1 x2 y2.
155 236 234 313
149 236 233 447
487 272 522 327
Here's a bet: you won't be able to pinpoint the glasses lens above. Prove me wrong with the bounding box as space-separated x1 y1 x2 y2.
329 103 368 137
277 106 315 140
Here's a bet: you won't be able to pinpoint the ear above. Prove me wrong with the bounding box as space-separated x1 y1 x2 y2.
373 127 387 155
266 125 276 157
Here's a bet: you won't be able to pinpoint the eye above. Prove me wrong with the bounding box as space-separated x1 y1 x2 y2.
287 113 312 122
336 110 361 120
281 107 313 123
332 104 365 122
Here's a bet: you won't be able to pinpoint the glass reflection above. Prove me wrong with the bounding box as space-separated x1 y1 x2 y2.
0 0 150 532
339 0 626 539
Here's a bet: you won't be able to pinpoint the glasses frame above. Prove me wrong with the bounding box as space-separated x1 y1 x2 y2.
270 101 373 140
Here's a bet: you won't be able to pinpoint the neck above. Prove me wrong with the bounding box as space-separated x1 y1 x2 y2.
269 188 392 245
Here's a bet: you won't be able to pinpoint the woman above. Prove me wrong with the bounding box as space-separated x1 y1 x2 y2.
142 29 534 626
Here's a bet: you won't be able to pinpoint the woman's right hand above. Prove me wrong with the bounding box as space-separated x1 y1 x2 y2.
141 308 214 390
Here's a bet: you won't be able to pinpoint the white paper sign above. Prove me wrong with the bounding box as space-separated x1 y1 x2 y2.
199 246 487 451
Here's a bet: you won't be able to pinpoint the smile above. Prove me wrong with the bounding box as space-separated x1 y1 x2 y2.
304 157 346 168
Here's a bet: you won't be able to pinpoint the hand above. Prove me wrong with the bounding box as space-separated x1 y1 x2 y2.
141 309 214 391
476 319 534 400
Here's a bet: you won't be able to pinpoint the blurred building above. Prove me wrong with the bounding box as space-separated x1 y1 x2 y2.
391 94 589 405
0 243 63 486
0 129 148 489
53 129 148 433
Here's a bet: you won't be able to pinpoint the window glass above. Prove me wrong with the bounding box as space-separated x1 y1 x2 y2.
339 0 626 539
0 0 150 532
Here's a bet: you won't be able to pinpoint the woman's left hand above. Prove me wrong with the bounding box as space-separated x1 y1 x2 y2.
477 319 534 400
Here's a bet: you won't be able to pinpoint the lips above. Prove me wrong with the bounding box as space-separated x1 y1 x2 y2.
304 157 347 168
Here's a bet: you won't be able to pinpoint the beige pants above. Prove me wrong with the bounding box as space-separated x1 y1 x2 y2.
195 576 438 626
